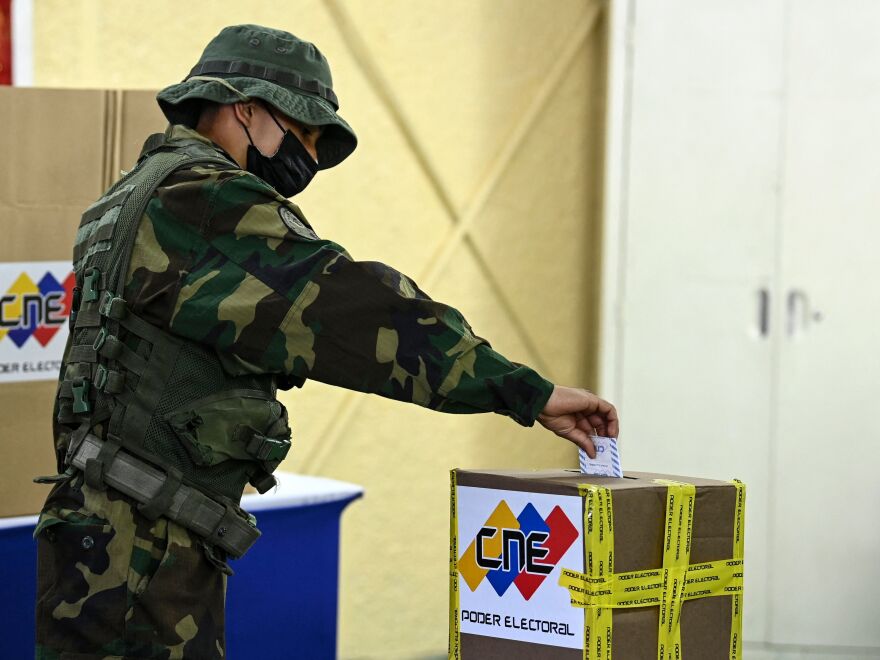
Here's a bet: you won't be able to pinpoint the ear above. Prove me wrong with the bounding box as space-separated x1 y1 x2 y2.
232 101 258 127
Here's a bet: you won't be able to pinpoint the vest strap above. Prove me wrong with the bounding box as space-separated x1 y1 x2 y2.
249 470 277 495
56 401 75 424
138 465 182 521
100 335 147 374
69 433 260 558
68 344 99 364
67 333 147 375
84 435 122 490
63 420 93 467
99 291 127 321
74 307 102 329
96 334 122 359
80 183 135 225
117 304 167 344
69 287 82 329
104 370 126 394
60 367 125 397
139 133 168 158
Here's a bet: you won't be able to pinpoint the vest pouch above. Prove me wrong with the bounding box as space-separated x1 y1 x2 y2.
164 389 291 468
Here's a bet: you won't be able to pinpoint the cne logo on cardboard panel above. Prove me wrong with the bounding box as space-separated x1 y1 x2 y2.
456 487 585 648
0 263 75 382
459 499 578 600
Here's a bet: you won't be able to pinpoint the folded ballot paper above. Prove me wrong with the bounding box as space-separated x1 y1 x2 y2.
578 435 622 477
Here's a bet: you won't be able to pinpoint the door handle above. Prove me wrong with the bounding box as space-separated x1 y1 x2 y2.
757 288 770 337
786 289 823 336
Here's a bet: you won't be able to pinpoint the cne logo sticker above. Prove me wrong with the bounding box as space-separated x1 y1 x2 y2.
0 271 75 347
0 262 76 383
459 500 578 600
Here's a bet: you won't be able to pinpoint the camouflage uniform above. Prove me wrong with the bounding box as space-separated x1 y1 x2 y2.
117 127 552 421
36 25 554 660
35 480 225 660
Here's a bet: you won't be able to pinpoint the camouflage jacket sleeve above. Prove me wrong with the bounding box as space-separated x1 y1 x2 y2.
126 165 554 426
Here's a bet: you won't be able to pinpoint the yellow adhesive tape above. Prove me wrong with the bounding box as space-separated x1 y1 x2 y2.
580 484 614 660
561 566 663 607
448 470 461 660
561 558 742 608
728 480 746 660
654 480 696 660
683 559 744 600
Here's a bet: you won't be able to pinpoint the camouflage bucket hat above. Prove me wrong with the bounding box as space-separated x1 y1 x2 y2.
157 24 356 170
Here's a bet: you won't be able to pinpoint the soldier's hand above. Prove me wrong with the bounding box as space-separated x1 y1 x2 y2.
537 386 619 458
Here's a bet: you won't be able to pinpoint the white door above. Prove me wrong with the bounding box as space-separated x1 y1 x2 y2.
613 0 786 643
768 1 880 647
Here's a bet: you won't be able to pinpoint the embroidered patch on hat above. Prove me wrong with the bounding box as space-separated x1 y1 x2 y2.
278 206 318 239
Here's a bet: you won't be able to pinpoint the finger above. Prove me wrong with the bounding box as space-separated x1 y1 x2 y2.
576 414 595 434
605 405 619 438
562 427 596 458
579 432 597 459
587 413 606 435
593 398 619 438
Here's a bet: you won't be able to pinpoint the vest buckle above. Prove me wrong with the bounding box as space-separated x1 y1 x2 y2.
94 364 108 389
71 378 91 414
92 327 108 351
82 268 102 303
246 433 291 463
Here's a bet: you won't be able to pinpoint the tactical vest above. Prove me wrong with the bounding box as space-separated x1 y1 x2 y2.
50 133 293 560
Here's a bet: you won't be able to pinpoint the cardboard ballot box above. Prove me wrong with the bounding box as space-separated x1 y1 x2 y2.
449 469 745 660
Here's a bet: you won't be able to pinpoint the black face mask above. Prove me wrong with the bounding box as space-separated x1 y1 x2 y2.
241 106 318 197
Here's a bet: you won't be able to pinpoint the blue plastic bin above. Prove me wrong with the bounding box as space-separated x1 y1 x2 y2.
0 471 362 659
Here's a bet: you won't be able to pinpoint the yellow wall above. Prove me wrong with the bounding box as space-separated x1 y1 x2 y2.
34 1 607 657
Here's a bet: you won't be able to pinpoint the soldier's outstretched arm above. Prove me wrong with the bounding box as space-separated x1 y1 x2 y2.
132 166 618 443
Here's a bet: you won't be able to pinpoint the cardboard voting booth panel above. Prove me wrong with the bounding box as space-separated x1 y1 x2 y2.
0 87 165 517
449 469 745 659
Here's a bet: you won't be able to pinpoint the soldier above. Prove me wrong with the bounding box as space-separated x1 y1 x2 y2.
35 24 618 659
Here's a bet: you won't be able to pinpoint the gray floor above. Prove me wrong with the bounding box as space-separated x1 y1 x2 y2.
744 643 880 660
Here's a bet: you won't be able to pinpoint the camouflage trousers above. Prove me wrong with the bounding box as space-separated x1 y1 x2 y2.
35 477 226 659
